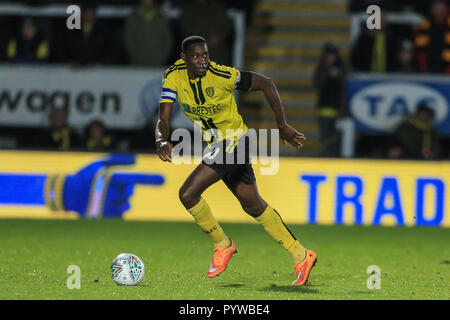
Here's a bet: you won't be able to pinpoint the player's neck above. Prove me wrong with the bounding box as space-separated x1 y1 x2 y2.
187 69 200 80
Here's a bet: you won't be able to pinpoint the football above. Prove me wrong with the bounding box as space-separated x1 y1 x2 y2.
110 253 145 286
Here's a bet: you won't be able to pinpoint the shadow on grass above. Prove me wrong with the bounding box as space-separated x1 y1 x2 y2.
303 283 328 288
259 285 320 294
135 283 152 288
216 283 247 289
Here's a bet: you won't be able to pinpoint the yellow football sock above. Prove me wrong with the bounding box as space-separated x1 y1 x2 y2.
255 204 306 263
187 197 231 247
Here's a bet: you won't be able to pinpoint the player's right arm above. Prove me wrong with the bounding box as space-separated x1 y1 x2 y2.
155 68 179 162
155 102 174 162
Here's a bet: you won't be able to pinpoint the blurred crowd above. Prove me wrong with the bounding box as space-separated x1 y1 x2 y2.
0 0 254 153
0 0 448 159
0 0 252 67
350 0 450 74
314 0 450 160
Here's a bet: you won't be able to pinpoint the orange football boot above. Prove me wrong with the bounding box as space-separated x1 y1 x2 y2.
292 249 318 285
207 239 237 278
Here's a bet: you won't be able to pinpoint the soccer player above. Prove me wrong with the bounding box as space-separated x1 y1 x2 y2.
155 36 317 285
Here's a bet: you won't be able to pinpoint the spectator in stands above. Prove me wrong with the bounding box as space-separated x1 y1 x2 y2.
0 16 12 62
350 10 399 73
38 107 81 150
178 0 233 65
388 102 442 160
395 40 415 73
84 119 114 151
124 0 174 66
313 42 348 157
7 17 49 63
413 0 450 74
53 3 120 66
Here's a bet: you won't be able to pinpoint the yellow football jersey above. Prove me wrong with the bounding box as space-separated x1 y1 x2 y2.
160 59 248 142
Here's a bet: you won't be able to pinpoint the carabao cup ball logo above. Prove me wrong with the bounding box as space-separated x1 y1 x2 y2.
110 253 145 286
111 263 123 278
128 255 144 281
350 81 448 132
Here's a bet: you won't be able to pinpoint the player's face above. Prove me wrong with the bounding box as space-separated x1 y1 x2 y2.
183 43 209 78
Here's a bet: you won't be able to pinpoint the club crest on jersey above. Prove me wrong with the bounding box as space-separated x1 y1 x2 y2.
206 87 215 97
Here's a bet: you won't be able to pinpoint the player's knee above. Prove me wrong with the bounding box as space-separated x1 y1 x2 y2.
178 186 189 206
240 198 266 218
179 185 197 208
240 201 260 218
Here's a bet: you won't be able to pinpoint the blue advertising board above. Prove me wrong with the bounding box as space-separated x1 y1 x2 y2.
347 74 450 136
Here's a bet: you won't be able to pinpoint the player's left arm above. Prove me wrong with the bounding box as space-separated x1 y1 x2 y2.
242 71 306 148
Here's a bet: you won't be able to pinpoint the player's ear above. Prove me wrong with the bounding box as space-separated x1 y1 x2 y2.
180 52 186 61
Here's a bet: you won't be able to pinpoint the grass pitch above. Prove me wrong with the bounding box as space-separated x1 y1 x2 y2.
0 219 448 300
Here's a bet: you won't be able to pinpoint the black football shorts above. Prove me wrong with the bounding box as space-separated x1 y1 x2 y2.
201 133 256 190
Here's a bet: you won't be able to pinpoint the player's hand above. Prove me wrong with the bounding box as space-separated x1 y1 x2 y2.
279 124 306 149
156 139 173 162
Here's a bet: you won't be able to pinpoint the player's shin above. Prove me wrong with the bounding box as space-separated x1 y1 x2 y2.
255 204 306 262
187 197 231 247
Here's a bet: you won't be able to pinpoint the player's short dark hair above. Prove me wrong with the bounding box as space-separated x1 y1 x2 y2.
182 36 207 53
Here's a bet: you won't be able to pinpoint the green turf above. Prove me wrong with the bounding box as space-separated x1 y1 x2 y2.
0 219 448 300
